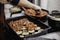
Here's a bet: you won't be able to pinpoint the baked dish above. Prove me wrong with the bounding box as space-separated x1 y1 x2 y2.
25 9 48 17
9 18 43 38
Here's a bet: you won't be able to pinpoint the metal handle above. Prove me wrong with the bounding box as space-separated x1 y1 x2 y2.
52 10 59 14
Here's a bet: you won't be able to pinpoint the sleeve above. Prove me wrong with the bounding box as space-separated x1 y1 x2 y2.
7 0 20 6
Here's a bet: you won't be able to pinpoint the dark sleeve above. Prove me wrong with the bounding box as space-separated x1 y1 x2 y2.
28 0 33 3
7 0 20 6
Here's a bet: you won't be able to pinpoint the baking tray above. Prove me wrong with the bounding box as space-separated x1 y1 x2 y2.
6 15 51 38
25 9 49 22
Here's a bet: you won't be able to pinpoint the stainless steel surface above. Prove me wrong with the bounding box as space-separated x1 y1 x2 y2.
47 14 60 21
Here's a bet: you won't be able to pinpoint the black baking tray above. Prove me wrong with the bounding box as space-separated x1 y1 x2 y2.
6 15 51 38
25 9 49 22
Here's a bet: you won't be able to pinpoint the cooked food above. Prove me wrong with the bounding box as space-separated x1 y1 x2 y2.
16 31 22 34
21 26 26 30
29 30 35 33
26 22 36 31
20 35 24 38
22 32 29 35
9 7 21 13
25 9 36 16
9 18 43 37
25 9 48 17
35 27 41 30
9 21 22 31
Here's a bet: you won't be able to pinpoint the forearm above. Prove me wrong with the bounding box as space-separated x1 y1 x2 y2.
18 0 41 10
0 0 41 10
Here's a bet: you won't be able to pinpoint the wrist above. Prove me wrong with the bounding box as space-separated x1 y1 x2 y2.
33 5 41 10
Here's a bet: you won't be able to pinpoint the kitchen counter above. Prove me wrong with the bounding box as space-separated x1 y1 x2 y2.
5 4 60 40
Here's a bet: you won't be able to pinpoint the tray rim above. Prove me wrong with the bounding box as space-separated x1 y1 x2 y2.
6 15 51 38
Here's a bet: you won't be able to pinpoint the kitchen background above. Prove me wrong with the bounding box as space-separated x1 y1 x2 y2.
4 0 60 40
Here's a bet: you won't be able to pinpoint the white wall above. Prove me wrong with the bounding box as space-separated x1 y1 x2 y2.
41 0 60 12
41 0 48 9
47 0 60 12
33 0 40 6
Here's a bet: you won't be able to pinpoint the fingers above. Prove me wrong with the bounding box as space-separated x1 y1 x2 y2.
22 7 26 11
33 4 41 10
36 10 48 17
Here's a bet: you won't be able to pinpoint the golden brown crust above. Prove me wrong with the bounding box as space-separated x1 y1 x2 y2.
9 18 37 32
25 9 36 16
25 9 48 17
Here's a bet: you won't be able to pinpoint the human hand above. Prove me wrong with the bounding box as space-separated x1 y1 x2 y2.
36 9 48 17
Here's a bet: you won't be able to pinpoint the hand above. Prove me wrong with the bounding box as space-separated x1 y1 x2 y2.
36 10 48 17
